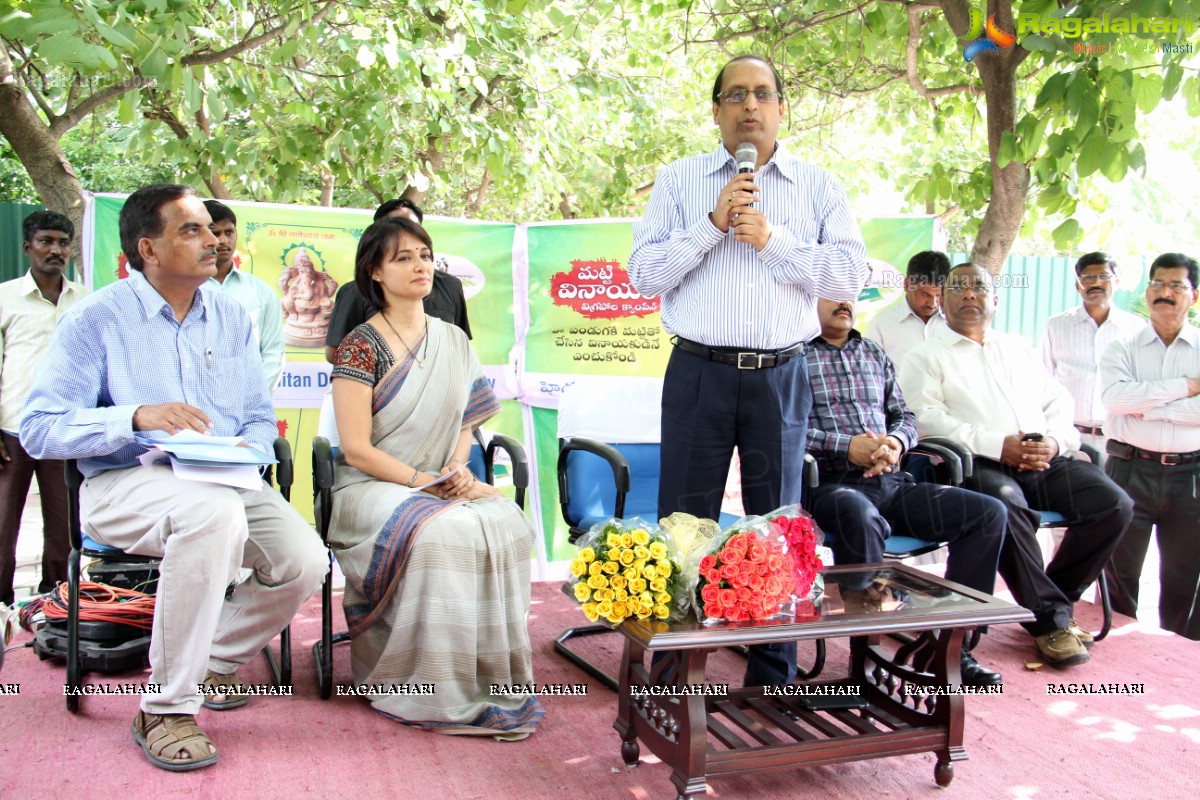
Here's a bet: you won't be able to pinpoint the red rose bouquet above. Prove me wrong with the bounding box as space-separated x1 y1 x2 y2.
766 505 825 600
696 527 797 623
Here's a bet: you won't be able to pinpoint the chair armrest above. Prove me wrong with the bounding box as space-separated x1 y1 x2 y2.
484 433 530 490
802 453 818 489
914 436 973 479
312 436 335 541
906 440 964 486
557 437 632 527
312 437 335 491
273 436 294 499
64 459 84 550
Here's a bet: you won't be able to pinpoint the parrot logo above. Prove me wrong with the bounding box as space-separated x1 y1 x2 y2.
961 5 1016 62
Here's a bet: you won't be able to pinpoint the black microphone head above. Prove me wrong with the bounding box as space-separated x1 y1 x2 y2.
735 142 757 173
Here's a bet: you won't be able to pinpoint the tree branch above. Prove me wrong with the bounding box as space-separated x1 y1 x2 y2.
181 0 338 67
905 5 983 98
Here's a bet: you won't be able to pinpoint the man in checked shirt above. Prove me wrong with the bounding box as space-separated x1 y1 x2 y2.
806 298 1006 685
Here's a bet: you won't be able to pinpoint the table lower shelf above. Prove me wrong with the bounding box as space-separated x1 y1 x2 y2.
616 633 968 798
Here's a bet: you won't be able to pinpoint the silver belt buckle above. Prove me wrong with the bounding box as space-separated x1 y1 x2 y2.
738 351 765 369
1161 453 1182 466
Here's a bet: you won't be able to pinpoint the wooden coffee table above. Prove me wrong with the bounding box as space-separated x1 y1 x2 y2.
613 563 1033 799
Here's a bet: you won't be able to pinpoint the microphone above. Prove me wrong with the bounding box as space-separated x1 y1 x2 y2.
735 142 757 174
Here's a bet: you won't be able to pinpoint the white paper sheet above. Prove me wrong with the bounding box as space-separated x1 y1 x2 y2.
169 461 264 491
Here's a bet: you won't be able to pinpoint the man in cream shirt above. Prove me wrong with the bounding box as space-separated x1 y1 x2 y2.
900 263 1133 667
1101 252 1200 640
864 250 949 367
1041 252 1143 451
0 211 89 605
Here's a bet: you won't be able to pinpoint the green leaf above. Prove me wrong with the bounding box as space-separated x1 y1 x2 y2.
1187 76 1200 116
1052 218 1081 250
1163 64 1184 100
1128 142 1147 173
997 130 1019 168
96 22 136 48
1075 131 1108 178
1066 78 1100 133
473 75 489 96
36 32 89 66
206 91 226 122
1036 73 1069 107
1132 74 1163 114
1100 147 1127 182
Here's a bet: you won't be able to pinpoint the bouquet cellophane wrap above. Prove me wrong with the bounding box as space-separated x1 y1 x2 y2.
564 517 683 626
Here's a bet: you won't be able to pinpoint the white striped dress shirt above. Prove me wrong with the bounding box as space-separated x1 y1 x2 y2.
1101 322 1200 453
629 144 867 348
1041 305 1144 426
862 296 945 368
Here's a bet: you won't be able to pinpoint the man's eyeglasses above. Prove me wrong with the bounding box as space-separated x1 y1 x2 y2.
1078 274 1114 285
1148 279 1194 293
718 89 781 104
944 282 992 296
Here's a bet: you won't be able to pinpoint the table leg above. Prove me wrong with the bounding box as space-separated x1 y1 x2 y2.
933 627 966 786
668 648 711 800
615 638 643 767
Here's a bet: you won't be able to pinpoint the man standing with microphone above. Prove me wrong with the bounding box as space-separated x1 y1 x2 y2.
629 55 868 687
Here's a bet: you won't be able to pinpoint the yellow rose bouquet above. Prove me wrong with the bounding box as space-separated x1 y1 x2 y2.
566 517 680 626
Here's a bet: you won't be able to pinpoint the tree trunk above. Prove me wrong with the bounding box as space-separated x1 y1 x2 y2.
946 0 1030 276
319 170 334 206
0 48 84 248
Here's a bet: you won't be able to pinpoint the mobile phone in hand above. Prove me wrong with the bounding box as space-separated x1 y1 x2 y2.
1021 433 1044 442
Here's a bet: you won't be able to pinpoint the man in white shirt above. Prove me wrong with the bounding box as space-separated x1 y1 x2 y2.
1041 252 1144 450
0 211 90 604
863 250 948 367
202 201 285 392
900 263 1133 667
1101 253 1200 640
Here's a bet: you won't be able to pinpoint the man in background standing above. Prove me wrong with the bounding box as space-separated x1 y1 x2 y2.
202 200 285 393
0 211 89 605
864 250 949 367
1042 252 1143 452
1101 252 1200 639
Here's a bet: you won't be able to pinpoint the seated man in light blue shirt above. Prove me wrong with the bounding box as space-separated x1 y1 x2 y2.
203 200 285 392
21 184 325 772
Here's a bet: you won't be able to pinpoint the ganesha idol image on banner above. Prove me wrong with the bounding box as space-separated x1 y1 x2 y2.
278 246 338 347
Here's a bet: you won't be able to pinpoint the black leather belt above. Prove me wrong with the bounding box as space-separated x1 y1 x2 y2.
1107 440 1200 466
1075 424 1104 436
672 336 804 369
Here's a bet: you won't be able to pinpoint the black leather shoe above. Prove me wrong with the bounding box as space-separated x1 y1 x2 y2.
960 652 1003 687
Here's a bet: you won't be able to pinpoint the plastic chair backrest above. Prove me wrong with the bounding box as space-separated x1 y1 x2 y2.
565 442 661 530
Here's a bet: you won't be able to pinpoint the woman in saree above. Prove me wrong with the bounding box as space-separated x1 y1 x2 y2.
328 216 542 739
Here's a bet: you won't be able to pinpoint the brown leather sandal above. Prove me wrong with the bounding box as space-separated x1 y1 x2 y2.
201 669 249 711
131 711 219 772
